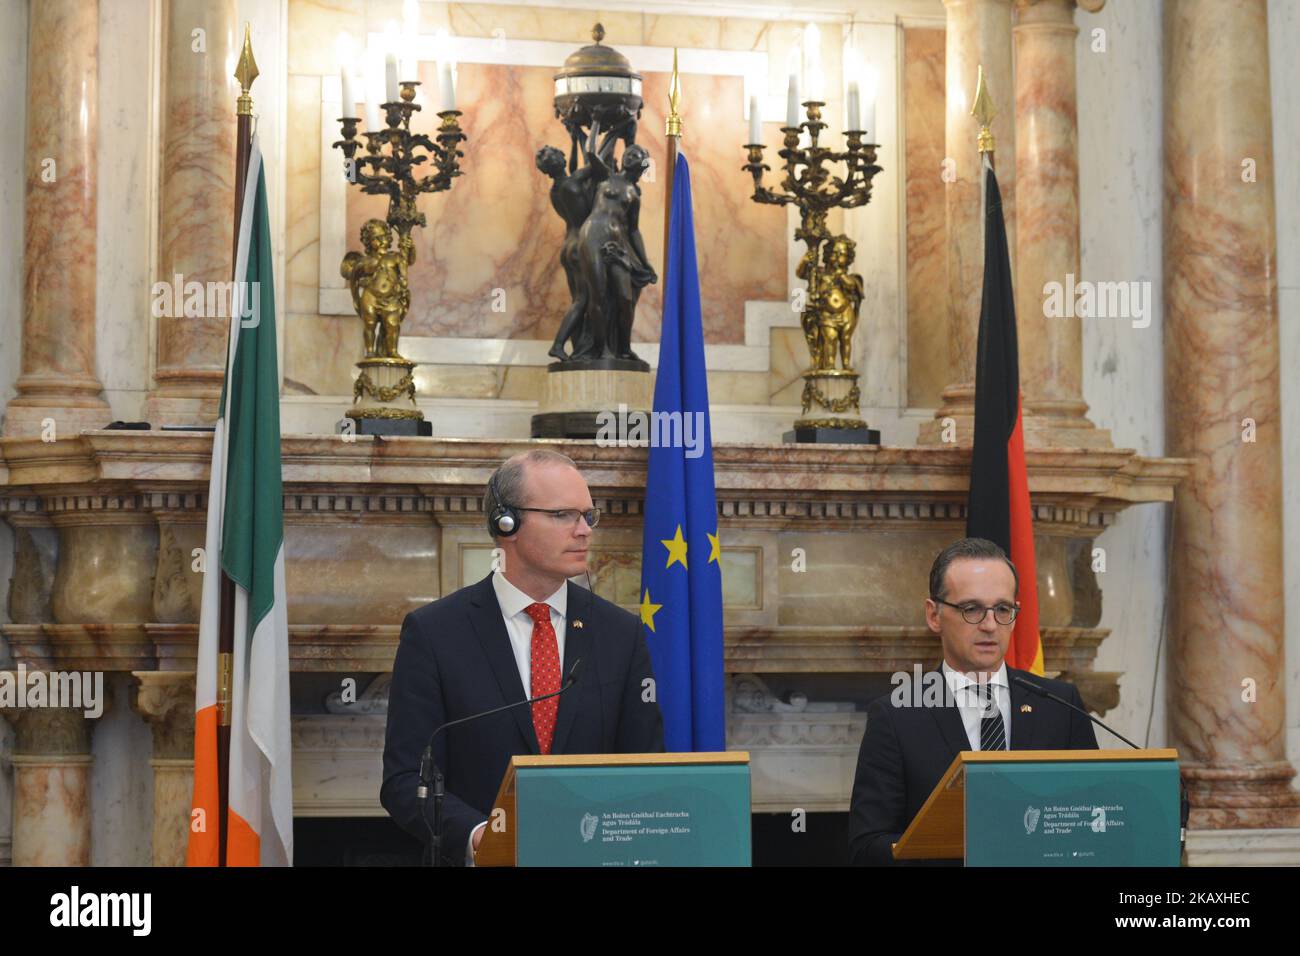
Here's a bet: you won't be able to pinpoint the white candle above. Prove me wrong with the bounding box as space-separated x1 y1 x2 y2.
803 23 822 99
341 67 357 119
336 33 358 119
861 64 879 140
748 94 762 144
402 0 420 82
786 73 800 127
439 61 456 111
385 53 399 102
807 68 825 105
846 81 859 132
363 48 382 128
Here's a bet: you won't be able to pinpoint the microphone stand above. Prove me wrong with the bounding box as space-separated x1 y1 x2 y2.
418 658 583 866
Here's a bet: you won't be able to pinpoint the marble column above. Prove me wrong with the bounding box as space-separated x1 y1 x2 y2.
4 0 113 438
141 0 239 426
0 703 94 866
919 0 1016 443
1012 0 1111 449
1164 0 1300 828
131 672 196 866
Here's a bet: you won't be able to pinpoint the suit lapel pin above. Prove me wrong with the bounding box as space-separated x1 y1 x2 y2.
1020 704 1032 713
573 620 583 629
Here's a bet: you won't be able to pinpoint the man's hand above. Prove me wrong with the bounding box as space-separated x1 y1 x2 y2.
472 825 485 853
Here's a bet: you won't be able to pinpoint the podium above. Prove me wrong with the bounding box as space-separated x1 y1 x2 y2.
893 749 1181 866
476 752 751 867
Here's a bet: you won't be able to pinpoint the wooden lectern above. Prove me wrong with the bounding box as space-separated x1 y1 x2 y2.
477 752 750 867
893 748 1181 865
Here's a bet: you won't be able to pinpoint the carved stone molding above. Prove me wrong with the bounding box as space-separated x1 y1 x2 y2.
728 625 1109 679
1 624 155 671
730 712 867 748
0 699 95 755
130 671 197 759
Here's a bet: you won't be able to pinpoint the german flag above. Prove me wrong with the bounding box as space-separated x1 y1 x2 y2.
965 158 1044 676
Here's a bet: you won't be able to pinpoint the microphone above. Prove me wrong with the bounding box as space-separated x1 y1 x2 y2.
1010 674 1191 855
1010 674 1140 749
417 657 584 866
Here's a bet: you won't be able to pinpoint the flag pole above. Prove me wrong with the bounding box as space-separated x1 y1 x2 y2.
971 64 994 237
216 21 259 868
661 48 682 295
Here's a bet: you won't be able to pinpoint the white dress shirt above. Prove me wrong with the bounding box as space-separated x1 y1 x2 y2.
491 571 568 692
941 660 1012 751
467 572 569 864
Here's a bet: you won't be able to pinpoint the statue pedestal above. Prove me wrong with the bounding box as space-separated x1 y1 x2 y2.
786 369 879 445
531 359 652 439
347 358 430 436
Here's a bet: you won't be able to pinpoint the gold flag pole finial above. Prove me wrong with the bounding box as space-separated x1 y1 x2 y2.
665 47 682 139
235 22 259 116
971 64 995 154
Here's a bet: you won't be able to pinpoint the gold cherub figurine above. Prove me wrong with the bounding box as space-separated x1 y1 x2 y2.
341 219 416 359
798 235 865 371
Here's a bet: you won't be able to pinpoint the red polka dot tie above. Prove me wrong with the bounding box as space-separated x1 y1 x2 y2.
525 602 561 754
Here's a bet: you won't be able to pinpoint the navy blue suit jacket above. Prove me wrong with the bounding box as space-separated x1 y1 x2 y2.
848 666 1100 866
381 573 665 863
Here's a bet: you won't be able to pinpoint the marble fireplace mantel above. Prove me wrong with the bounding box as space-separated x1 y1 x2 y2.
1 431 1188 698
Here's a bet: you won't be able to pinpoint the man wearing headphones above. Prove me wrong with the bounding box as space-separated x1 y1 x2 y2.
381 448 664 864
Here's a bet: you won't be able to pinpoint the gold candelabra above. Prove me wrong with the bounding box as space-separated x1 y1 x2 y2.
743 100 882 443
332 82 467 432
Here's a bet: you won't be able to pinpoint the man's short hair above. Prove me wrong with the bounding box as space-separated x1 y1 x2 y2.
483 449 580 540
928 537 1019 601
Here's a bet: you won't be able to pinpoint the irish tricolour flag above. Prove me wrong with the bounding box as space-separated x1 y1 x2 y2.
187 136 293 866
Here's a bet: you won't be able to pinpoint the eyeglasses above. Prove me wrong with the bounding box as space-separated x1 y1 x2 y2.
515 507 601 529
933 598 1019 625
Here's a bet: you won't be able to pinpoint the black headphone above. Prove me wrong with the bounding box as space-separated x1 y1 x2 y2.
486 471 521 537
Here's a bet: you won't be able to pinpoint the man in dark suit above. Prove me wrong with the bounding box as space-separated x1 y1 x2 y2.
849 537 1099 865
382 449 664 864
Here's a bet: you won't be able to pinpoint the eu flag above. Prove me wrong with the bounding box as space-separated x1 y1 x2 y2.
639 153 725 752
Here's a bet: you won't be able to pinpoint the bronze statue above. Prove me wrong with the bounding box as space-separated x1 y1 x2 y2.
798 235 864 371
538 25 655 367
535 114 630 361
573 125 656 361
341 219 415 359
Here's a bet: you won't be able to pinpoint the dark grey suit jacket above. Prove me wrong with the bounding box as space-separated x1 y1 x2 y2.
381 573 664 864
848 666 1100 865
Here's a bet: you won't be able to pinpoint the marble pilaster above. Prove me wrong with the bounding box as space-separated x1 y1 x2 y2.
5 514 57 624
131 671 195 867
1012 0 1111 448
919 0 1016 443
141 0 239 426
4 0 112 438
1163 0 1300 827
0 703 94 866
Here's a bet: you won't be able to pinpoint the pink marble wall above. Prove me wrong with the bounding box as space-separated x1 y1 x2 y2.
344 62 785 344
903 27 948 409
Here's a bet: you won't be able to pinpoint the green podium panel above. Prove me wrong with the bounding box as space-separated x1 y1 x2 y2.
965 759 1180 867
514 763 751 867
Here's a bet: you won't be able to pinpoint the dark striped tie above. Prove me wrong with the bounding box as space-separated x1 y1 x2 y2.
977 683 1007 751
